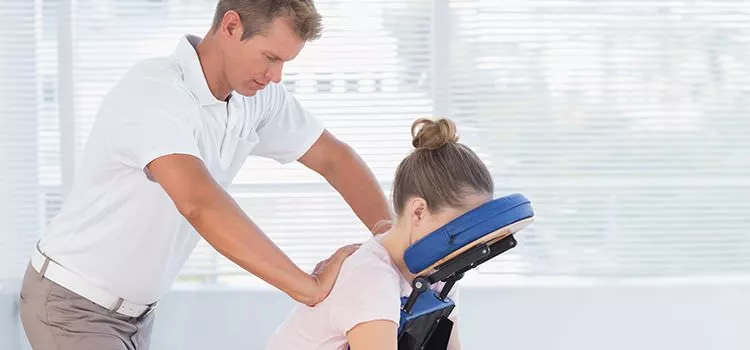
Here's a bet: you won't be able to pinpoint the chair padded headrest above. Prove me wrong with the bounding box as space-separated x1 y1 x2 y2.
403 193 534 274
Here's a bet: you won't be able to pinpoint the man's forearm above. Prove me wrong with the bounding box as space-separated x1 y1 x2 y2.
182 186 319 305
325 146 393 235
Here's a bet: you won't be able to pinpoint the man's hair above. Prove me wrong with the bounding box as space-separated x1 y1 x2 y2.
211 0 322 41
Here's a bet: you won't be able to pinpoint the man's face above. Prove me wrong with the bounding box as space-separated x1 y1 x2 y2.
223 17 305 96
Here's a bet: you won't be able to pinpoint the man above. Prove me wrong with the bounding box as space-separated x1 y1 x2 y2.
19 1 392 349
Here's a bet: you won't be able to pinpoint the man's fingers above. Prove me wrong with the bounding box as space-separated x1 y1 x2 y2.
335 243 361 258
305 243 364 305
311 243 358 277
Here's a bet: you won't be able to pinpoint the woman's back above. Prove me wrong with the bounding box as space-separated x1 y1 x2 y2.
265 236 456 350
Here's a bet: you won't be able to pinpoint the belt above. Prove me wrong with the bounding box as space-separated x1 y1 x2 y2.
31 244 157 318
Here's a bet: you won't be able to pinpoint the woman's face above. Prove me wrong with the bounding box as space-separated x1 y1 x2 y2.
402 192 492 245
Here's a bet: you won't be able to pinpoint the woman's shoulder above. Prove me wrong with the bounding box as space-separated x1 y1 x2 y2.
332 240 402 296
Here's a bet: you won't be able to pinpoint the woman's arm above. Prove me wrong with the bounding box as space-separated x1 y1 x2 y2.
447 315 461 350
346 320 398 350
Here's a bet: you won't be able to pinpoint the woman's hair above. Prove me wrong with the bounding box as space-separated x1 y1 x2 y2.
392 118 494 215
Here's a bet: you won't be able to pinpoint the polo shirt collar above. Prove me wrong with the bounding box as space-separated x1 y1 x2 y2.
173 34 226 106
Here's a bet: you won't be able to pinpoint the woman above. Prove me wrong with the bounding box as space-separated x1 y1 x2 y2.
265 117 494 350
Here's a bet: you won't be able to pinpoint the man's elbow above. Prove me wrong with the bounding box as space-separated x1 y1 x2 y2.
176 200 203 222
330 141 359 173
173 188 221 224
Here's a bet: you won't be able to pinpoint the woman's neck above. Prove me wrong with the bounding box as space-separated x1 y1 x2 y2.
377 225 416 282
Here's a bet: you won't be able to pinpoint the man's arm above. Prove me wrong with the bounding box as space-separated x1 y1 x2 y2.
346 320 398 350
298 130 393 235
147 153 357 306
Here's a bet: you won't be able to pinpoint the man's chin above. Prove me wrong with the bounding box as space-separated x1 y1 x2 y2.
234 87 259 97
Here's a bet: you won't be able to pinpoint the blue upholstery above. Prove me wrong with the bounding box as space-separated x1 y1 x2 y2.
397 193 534 349
403 193 534 274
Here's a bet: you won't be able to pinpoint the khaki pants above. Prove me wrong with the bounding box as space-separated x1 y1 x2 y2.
19 264 155 350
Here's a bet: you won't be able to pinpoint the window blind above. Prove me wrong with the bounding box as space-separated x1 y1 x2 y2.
0 1 41 281
61 0 435 282
2 0 748 285
447 0 750 277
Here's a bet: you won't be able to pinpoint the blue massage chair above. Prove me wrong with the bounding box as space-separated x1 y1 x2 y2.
397 193 535 350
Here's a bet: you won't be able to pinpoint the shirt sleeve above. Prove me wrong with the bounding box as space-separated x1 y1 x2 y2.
108 111 203 171
328 263 402 334
250 83 325 164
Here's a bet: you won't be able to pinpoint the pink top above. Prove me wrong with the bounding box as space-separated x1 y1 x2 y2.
265 236 459 350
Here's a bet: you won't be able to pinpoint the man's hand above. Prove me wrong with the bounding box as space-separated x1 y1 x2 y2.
147 153 337 306
308 243 361 306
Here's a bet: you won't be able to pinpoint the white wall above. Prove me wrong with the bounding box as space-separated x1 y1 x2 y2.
3 279 749 350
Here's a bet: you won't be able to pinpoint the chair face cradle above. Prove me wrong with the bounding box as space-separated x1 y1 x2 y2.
397 194 535 350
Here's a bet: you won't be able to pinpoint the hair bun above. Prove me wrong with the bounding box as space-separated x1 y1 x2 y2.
411 118 459 150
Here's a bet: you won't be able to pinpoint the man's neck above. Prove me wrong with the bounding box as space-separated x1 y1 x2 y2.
195 35 232 101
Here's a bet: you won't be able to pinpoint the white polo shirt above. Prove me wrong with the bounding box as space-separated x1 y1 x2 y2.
37 34 325 304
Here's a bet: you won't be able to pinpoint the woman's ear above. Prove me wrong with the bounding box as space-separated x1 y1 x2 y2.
408 197 428 227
